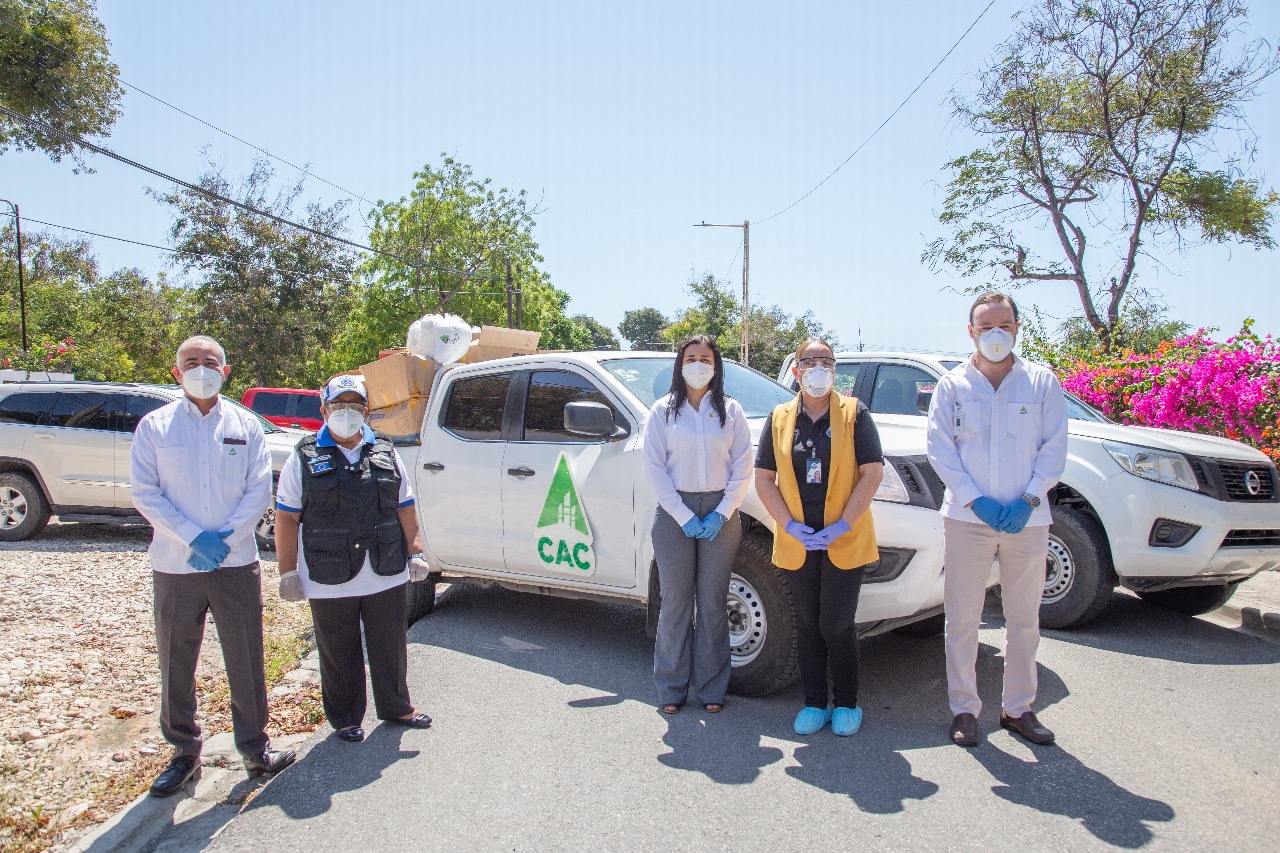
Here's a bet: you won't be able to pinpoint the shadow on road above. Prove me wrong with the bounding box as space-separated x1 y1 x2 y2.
971 743 1175 848
1041 592 1280 665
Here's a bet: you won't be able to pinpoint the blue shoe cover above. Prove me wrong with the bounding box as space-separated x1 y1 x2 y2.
832 706 863 736
793 706 831 735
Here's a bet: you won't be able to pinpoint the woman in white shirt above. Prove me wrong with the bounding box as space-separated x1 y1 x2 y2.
642 335 753 714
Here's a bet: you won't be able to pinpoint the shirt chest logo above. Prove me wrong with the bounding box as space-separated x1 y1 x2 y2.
308 457 335 475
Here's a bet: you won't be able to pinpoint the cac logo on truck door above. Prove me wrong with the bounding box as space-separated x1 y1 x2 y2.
535 453 596 576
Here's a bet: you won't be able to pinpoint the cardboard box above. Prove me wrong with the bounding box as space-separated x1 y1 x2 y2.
367 396 429 438
358 352 439 409
461 326 541 364
378 347 407 360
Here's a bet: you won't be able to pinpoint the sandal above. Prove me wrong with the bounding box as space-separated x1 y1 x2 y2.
659 704 682 715
704 703 724 713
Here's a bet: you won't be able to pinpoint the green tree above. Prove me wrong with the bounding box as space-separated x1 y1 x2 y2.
925 0 1280 350
150 157 358 395
661 272 738 345
332 156 586 368
618 307 670 351
572 314 619 350
1021 291 1194 369
0 0 124 164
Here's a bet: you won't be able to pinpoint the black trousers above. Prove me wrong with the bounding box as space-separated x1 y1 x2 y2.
153 564 269 760
789 511 867 709
308 583 414 730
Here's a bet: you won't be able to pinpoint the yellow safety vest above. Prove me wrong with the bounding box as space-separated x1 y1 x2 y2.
769 394 879 570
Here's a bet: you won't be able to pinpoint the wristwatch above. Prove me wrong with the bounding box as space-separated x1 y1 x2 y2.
408 552 425 561
1022 494 1041 508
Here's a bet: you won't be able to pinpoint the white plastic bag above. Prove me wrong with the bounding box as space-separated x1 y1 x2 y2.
406 314 473 365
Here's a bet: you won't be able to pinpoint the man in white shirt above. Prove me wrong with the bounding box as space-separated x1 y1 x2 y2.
130 335 295 797
926 294 1068 748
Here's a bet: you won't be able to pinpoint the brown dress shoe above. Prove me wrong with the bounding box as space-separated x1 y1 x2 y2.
950 713 979 747
1000 711 1055 745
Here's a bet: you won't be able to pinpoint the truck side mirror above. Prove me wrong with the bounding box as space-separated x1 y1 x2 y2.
916 389 933 415
564 401 616 437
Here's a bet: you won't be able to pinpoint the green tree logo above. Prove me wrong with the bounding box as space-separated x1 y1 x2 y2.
535 453 595 574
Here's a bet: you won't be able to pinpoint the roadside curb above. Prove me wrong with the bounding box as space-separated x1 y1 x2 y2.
1206 600 1280 642
63 765 233 853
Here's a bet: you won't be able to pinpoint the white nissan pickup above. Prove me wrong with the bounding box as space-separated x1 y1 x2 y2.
404 351 968 696
777 351 1280 628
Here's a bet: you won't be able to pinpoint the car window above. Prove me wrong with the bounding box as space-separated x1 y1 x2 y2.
294 394 322 420
442 373 511 441
250 392 290 417
868 364 936 416
221 397 284 433
522 370 616 443
115 394 167 433
1065 392 1109 422
601 357 793 418
47 391 114 431
940 360 962 372
0 392 52 425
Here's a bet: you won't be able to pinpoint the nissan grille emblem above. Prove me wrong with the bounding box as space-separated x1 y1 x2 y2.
1243 470 1262 496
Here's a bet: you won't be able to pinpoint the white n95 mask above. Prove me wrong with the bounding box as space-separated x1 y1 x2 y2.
800 366 834 397
181 366 224 400
326 409 365 439
977 328 1014 362
681 361 715 390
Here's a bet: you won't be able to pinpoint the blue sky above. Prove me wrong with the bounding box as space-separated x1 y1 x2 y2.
4 0 1279 357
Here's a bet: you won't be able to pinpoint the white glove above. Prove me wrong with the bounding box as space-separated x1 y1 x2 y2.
407 554 432 582
278 571 306 602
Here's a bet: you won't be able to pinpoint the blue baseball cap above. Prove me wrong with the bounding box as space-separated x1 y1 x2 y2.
322 374 367 403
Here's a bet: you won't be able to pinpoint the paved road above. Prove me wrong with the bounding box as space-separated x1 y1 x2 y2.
206 581 1280 852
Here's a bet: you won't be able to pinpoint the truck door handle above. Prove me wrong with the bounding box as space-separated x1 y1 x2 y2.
507 466 536 478
422 462 445 471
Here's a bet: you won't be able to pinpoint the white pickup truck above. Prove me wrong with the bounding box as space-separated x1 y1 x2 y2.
403 351 963 696
777 351 1280 628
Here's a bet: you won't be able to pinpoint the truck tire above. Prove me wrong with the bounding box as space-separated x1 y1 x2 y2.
406 573 439 626
1039 506 1116 629
0 473 51 542
727 534 798 697
1137 584 1238 616
892 613 946 638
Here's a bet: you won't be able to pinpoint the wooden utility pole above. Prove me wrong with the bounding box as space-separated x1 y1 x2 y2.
506 260 514 328
0 200 27 350
741 220 749 367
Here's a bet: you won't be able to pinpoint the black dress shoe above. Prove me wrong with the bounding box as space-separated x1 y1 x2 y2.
149 756 200 798
950 713 980 747
243 747 297 778
385 712 432 729
1001 711 1055 745
334 726 365 743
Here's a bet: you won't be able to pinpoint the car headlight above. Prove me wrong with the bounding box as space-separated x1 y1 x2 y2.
874 461 911 503
1103 441 1199 492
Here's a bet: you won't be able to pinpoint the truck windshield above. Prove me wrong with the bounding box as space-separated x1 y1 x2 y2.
601 357 795 418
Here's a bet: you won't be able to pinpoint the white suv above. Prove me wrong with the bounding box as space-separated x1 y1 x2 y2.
778 351 1280 627
0 382 304 546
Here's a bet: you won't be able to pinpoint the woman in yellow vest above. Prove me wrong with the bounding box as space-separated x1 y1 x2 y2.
754 338 884 736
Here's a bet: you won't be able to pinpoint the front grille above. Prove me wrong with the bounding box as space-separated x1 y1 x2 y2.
1191 457 1279 502
1221 529 1280 547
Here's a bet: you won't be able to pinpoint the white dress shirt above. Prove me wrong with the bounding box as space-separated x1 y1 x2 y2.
926 354 1068 527
642 394 753 526
130 396 274 573
275 426 415 600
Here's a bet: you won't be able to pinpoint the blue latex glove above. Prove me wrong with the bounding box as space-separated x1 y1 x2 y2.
999 498 1034 534
970 497 1005 532
697 511 727 541
806 519 852 550
784 520 817 548
681 517 705 538
189 530 232 571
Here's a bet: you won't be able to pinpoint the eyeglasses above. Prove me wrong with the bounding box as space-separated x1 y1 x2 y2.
797 357 836 368
326 401 367 412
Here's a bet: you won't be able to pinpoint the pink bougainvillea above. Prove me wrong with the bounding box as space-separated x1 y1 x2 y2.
1057 322 1280 463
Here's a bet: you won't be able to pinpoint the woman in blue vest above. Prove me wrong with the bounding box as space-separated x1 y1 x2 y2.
755 338 884 736
642 335 753 714
273 375 433 742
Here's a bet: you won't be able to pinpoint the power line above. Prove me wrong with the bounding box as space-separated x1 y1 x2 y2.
0 104 502 282
754 0 998 225
0 211 520 296
0 14 378 209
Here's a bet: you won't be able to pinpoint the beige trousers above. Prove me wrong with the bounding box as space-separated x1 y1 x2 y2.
943 518 1049 718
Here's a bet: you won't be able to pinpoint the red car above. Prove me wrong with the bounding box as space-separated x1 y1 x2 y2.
241 387 323 431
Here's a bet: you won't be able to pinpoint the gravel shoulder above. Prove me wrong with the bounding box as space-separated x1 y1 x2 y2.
0 523 319 853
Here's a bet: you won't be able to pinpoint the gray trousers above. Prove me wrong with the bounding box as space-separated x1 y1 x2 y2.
153 564 270 760
652 490 741 706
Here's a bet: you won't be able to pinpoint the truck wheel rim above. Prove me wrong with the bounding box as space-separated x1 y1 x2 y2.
0 487 27 528
1043 535 1074 604
727 574 767 666
257 507 275 542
